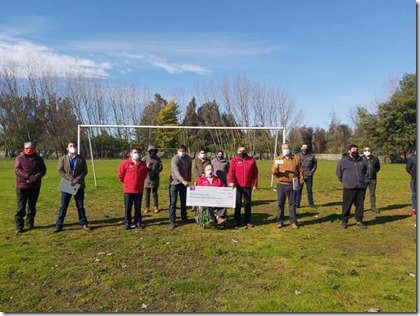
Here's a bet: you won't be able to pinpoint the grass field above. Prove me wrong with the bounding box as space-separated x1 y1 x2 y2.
0 158 416 312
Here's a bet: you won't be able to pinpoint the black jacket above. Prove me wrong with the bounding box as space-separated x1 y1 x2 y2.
406 153 416 180
298 153 317 178
362 155 380 180
336 153 367 189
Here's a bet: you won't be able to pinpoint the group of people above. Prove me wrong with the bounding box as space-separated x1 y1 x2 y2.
13 140 416 234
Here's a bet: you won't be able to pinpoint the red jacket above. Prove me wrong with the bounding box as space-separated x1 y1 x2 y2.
117 159 148 193
196 174 225 187
228 155 258 188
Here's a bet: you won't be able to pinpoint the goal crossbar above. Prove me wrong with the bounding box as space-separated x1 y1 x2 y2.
77 124 286 187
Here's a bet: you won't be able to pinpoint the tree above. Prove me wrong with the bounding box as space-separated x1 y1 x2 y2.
155 100 180 150
181 97 199 149
138 94 167 145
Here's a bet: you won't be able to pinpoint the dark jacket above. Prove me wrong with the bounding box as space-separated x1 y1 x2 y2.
298 153 317 178
15 153 47 189
336 153 367 189
58 154 88 189
211 157 230 186
362 155 380 180
142 145 163 188
192 156 211 181
406 153 416 180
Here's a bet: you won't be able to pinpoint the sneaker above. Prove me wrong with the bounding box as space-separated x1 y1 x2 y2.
309 204 316 209
244 223 254 229
169 222 178 229
356 222 367 229
135 223 145 229
411 209 416 216
53 227 62 233
15 228 23 234
81 225 91 231
144 208 149 213
372 208 380 213
341 222 348 229
154 207 160 213
291 223 299 229
276 223 284 229
216 216 226 224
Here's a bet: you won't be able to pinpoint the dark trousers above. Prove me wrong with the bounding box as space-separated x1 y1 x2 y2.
365 179 377 209
15 187 40 230
410 179 417 210
277 183 298 224
295 177 314 207
56 189 88 228
144 187 159 209
342 188 366 223
169 183 187 222
234 186 252 225
124 193 143 227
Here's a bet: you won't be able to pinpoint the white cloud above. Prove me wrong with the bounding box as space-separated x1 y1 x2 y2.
117 52 211 75
0 35 112 78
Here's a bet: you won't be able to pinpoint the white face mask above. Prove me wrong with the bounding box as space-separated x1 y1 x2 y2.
364 151 371 157
68 147 77 154
132 153 140 160
205 170 213 177
178 151 186 157
199 153 206 159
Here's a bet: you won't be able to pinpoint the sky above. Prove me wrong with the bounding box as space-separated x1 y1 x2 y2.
0 0 415 128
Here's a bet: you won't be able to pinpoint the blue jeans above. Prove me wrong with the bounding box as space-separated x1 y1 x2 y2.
410 179 417 210
169 183 187 222
56 189 88 228
295 177 314 206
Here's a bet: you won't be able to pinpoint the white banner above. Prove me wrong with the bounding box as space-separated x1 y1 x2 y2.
186 186 236 208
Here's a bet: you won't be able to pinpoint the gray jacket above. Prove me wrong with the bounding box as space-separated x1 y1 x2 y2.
170 154 192 185
336 153 367 189
142 145 163 188
211 157 230 186
298 153 317 178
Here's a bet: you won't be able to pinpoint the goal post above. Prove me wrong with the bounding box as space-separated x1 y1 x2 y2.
77 124 286 188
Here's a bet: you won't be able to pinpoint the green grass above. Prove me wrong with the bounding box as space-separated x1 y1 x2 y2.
0 158 416 312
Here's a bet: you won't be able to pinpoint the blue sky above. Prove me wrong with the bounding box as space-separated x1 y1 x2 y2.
0 0 415 128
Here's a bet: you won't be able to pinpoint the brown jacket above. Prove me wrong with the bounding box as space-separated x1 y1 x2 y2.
271 154 304 185
58 154 88 189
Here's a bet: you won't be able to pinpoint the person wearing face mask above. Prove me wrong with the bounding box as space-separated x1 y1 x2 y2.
336 144 368 229
169 144 192 228
196 164 227 225
272 143 304 230
54 141 91 233
228 145 259 229
14 142 47 233
192 148 211 184
211 150 230 186
295 144 317 209
361 146 381 213
117 147 149 230
142 145 163 214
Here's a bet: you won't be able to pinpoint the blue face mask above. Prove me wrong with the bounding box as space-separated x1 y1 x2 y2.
178 151 186 157
282 149 290 157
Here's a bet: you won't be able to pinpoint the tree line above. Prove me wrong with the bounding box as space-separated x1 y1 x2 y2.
0 61 415 160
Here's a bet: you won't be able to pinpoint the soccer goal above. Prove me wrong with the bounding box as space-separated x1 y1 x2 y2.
77 124 286 188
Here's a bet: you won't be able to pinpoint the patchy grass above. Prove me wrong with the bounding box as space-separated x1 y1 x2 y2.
0 158 416 312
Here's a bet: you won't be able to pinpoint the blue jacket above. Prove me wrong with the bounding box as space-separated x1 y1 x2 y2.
336 153 367 189
406 153 416 180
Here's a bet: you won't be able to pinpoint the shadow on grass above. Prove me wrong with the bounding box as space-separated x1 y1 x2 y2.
299 213 342 227
379 204 411 211
318 201 342 207
364 214 412 226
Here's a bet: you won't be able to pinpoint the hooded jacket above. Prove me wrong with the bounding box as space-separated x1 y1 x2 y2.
211 157 230 186
336 153 367 189
142 145 163 188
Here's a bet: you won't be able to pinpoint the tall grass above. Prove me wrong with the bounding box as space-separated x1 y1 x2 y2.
0 158 416 312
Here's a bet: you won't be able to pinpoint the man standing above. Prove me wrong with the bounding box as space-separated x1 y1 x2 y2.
142 145 163 213
295 144 317 208
14 142 47 233
362 146 381 213
54 141 90 233
228 145 258 229
272 143 304 229
211 150 230 186
169 145 192 228
192 148 211 184
336 144 368 229
406 150 416 216
118 147 149 229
